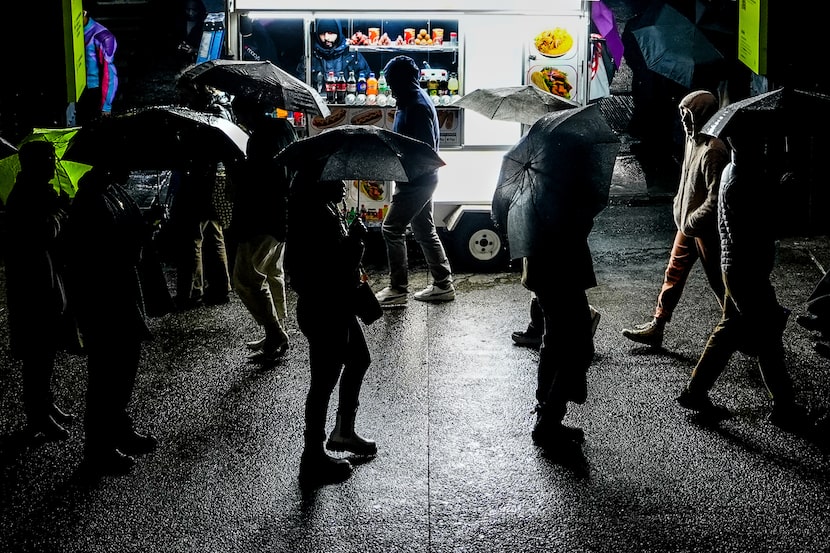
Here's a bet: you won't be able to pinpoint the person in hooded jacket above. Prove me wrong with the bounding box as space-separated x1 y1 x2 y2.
296 19 371 86
373 55 454 306
621 90 728 348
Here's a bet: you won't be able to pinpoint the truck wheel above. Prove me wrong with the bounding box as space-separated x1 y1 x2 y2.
446 213 508 272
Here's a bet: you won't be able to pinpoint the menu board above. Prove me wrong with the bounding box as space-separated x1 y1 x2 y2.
738 0 768 75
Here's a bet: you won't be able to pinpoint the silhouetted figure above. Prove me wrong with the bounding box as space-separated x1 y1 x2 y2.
4 141 76 441
286 175 376 487
374 55 454 306
66 165 157 476
796 270 830 358
677 133 811 433
231 118 296 364
622 90 728 348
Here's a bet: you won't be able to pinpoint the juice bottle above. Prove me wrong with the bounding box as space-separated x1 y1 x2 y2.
447 72 460 96
366 72 378 96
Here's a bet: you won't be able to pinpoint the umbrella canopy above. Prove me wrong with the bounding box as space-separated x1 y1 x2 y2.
454 85 579 126
275 125 445 183
624 2 724 89
492 105 620 259
179 59 330 118
0 135 17 158
0 127 92 204
591 0 624 69
64 105 249 170
701 88 830 139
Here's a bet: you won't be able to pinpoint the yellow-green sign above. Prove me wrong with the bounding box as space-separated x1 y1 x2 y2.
738 0 768 75
64 0 86 102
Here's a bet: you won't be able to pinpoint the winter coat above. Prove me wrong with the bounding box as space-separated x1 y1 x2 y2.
297 19 371 83
3 172 68 358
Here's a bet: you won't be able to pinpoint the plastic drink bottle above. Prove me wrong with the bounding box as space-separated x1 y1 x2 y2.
366 72 378 96
326 71 337 103
336 71 347 104
347 71 357 95
357 72 367 95
377 70 389 97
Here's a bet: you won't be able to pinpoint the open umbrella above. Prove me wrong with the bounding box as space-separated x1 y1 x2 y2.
64 105 249 170
454 85 579 126
701 88 830 139
492 105 620 259
274 125 445 183
623 1 725 89
0 127 92 204
179 59 330 118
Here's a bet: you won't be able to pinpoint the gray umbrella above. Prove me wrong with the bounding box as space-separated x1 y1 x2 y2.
179 59 330 118
275 125 445 183
701 88 830 138
454 85 579 126
492 105 619 259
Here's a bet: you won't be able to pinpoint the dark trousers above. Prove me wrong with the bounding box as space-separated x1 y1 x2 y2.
297 297 371 445
535 288 594 422
22 348 58 424
84 334 142 454
688 273 794 405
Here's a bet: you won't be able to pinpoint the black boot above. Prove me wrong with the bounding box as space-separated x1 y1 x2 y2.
531 404 584 448
299 443 352 487
326 410 377 456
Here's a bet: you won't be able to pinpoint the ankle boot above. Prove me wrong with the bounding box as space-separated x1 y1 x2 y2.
327 410 377 456
299 444 352 486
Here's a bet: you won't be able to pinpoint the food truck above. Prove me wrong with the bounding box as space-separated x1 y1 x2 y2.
226 0 593 270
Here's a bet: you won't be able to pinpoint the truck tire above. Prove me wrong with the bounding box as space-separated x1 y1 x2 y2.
445 212 509 272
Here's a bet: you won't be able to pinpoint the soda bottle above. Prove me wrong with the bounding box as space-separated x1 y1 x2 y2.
377 70 389 97
447 72 459 96
366 72 378 96
316 71 324 94
347 70 357 95
336 71 347 104
325 71 337 103
357 72 367 95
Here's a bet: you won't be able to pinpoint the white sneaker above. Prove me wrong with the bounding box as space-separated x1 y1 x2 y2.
375 286 408 306
413 283 455 302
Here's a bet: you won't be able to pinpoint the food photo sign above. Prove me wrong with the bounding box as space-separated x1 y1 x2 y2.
526 22 579 101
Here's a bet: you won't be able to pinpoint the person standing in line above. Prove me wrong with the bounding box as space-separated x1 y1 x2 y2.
286 174 377 487
374 55 454 306
511 294 602 349
621 90 729 348
66 165 157 476
230 118 296 364
3 141 76 441
676 132 810 432
76 2 118 125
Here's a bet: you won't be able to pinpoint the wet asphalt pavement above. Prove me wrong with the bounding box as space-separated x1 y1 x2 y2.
1 187 830 552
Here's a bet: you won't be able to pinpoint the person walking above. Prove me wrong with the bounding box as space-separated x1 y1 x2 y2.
374 55 454 306
676 132 810 433
621 90 729 348
230 118 296 363
3 141 76 441
286 174 377 487
66 165 157 476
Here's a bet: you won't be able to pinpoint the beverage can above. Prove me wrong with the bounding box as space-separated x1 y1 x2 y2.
368 27 380 42
432 28 444 45
404 28 415 44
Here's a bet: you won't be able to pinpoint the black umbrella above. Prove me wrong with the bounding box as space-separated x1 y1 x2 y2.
275 125 445 183
64 105 249 170
454 85 579 126
179 59 330 118
492 105 620 259
701 88 830 139
623 1 725 89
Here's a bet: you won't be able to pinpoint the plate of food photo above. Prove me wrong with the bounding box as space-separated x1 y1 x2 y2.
527 65 576 100
533 27 574 58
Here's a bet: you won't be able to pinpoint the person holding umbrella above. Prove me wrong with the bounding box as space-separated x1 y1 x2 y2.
66 165 157 476
3 141 76 441
374 55 454 306
285 173 377 487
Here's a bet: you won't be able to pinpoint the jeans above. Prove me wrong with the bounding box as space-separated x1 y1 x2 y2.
381 179 452 290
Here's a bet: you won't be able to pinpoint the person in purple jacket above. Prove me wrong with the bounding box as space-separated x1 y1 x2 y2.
76 3 118 124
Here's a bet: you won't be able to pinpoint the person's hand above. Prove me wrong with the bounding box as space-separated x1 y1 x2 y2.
348 216 368 240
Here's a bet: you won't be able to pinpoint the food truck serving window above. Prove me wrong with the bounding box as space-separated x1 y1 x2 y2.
235 0 584 12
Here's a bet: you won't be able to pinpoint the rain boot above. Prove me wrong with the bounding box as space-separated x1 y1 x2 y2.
326 409 377 456
298 442 352 487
